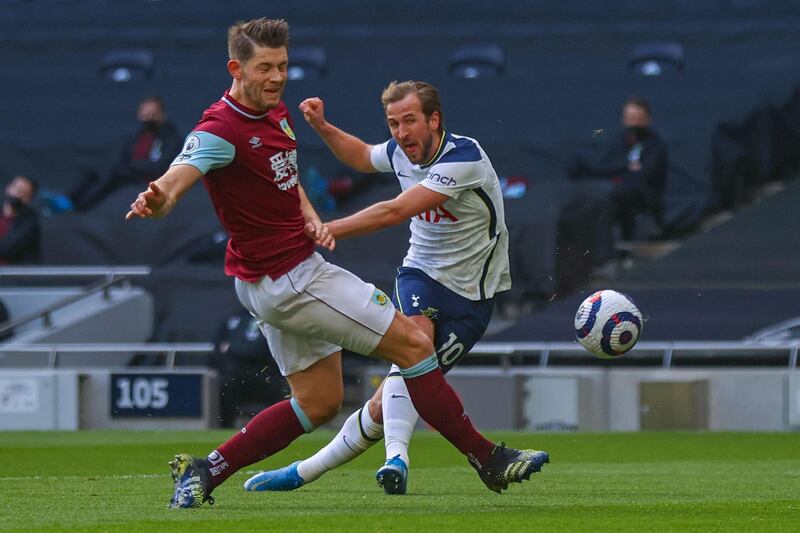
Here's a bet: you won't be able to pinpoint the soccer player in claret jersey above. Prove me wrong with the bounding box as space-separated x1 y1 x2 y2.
127 19 544 509
244 81 549 495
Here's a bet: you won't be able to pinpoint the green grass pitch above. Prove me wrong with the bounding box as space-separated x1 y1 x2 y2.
1 430 798 531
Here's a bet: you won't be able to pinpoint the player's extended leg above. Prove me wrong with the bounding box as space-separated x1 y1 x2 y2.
168 352 343 508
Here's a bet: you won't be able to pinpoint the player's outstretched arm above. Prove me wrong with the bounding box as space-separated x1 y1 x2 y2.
328 184 448 240
125 164 203 220
299 97 376 173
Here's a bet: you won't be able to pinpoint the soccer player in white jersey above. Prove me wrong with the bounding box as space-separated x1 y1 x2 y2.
245 81 548 495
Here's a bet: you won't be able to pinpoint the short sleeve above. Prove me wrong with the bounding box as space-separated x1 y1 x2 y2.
420 137 486 198
421 160 486 198
369 139 398 173
171 131 235 175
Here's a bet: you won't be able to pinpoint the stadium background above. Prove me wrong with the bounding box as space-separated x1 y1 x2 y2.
0 0 799 429
1 3 800 530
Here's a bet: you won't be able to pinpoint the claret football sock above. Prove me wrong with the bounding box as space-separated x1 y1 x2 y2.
297 400 382 483
208 398 309 489
400 355 493 466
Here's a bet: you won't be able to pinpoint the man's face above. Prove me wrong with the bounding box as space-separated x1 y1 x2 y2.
6 176 34 205
385 93 440 165
233 45 288 112
622 104 651 129
137 100 164 125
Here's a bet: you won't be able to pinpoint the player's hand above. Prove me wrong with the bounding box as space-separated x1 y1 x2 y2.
304 221 336 251
299 98 326 130
125 181 167 220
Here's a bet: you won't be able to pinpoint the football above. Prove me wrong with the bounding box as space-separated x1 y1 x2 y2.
574 290 643 358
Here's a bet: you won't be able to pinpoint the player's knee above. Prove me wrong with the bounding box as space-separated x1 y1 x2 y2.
398 327 435 367
297 391 342 426
411 327 435 358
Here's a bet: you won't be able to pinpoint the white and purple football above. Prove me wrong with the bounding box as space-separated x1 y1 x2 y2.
574 290 643 358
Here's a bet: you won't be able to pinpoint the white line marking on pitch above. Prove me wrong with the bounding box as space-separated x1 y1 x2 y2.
0 470 263 482
0 473 165 482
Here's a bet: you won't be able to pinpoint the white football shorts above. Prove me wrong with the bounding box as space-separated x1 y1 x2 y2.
234 252 396 376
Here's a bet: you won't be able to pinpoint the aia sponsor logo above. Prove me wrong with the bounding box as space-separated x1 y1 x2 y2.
417 205 458 223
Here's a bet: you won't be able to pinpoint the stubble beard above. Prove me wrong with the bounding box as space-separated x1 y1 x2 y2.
417 133 435 164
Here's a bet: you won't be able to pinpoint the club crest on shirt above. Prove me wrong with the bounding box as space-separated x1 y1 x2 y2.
279 118 296 140
372 289 389 306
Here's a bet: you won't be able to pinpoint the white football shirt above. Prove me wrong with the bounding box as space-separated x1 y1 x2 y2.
370 132 511 301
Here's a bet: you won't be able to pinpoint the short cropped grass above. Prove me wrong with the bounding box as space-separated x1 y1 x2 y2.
1 431 798 531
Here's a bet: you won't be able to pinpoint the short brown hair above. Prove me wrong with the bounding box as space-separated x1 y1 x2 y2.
381 81 444 133
227 18 289 62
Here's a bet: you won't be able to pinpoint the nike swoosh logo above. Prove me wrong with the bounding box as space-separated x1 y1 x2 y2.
342 434 358 452
397 171 411 178
390 394 409 399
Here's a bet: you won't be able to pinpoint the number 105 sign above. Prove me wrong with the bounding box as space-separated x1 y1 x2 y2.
111 373 203 417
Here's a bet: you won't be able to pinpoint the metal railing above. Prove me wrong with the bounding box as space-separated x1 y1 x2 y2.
0 266 151 279
470 341 800 369
0 268 213 369
2 340 796 370
0 266 151 337
0 342 215 368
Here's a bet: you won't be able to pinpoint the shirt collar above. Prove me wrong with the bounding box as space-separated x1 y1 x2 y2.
420 131 451 169
221 90 271 120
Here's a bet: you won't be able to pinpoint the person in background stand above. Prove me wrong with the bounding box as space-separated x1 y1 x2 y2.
69 95 182 211
569 97 668 241
0 175 40 264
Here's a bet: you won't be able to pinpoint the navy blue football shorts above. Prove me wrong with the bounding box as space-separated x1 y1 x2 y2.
391 266 495 374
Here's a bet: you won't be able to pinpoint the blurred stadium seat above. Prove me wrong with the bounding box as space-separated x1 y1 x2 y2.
448 44 505 78
99 49 155 82
628 41 685 77
288 46 327 80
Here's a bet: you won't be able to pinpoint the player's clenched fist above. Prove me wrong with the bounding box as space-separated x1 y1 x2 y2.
299 98 326 130
125 181 167 220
